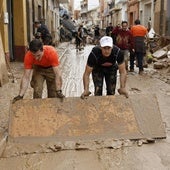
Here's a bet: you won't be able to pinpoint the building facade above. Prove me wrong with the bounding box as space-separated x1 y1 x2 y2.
0 0 68 61
0 0 170 63
99 0 169 36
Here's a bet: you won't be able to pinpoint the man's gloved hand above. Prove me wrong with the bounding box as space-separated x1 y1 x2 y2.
56 90 65 98
12 95 23 104
118 88 129 98
81 91 91 99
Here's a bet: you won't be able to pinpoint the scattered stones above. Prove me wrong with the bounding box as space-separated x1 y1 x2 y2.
167 51 170 59
122 139 133 147
153 62 164 69
137 140 143 146
136 138 156 146
151 46 170 84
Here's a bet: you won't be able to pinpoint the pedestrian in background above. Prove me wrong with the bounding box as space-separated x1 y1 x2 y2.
131 19 148 74
81 36 128 98
75 25 83 51
106 23 113 37
12 39 65 103
112 21 134 71
94 25 100 45
34 21 53 45
59 24 66 42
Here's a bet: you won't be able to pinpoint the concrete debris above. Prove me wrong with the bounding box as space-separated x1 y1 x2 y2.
137 140 143 146
103 139 123 149
152 49 167 59
0 138 142 158
152 58 159 63
153 55 170 70
153 62 164 69
137 138 156 146
167 51 170 59
123 139 133 147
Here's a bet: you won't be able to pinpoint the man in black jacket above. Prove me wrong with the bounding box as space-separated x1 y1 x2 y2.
106 23 113 36
34 21 52 45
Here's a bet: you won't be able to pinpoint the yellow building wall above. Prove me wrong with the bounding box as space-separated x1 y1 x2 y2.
13 0 28 61
0 0 9 58
0 0 60 62
13 0 27 46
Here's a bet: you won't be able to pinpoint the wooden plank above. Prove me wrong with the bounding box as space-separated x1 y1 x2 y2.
8 94 166 143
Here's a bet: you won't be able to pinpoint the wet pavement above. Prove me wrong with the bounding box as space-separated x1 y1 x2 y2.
59 42 90 97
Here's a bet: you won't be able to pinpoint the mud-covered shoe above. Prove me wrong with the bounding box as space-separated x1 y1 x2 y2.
129 69 134 72
139 70 144 75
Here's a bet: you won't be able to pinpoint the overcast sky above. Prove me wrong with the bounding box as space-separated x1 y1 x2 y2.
74 0 99 10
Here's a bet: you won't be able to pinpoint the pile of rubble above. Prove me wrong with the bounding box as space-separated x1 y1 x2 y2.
149 44 170 84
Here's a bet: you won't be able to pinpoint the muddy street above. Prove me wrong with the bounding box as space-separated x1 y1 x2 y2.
0 42 170 170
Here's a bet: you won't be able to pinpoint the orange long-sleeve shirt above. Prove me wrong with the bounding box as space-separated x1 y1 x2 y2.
131 25 148 37
24 46 60 69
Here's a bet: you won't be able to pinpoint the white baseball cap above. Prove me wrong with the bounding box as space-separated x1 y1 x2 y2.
100 36 113 47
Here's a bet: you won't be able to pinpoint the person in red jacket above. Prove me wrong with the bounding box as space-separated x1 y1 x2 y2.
12 39 64 103
112 21 134 71
131 19 148 74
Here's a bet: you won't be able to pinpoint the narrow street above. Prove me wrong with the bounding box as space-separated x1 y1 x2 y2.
0 42 170 169
60 42 90 97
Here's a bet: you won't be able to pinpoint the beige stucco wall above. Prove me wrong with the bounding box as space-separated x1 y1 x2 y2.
0 0 9 54
154 0 167 35
13 0 28 46
128 0 139 27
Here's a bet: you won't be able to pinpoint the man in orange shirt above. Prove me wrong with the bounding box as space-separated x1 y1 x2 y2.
13 39 64 103
131 19 148 74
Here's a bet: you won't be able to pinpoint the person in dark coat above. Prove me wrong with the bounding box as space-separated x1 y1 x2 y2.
34 21 52 45
106 23 113 36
